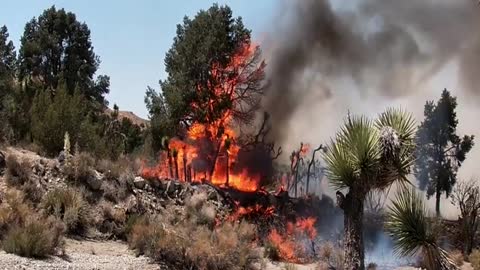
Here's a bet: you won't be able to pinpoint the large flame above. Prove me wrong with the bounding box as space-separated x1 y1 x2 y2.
141 42 263 192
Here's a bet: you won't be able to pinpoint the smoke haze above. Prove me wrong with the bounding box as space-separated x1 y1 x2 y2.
262 0 480 218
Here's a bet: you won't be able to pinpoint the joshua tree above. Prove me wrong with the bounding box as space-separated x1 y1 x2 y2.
323 108 416 270
386 187 458 270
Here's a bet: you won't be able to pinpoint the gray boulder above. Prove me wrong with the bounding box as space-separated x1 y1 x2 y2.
133 176 146 189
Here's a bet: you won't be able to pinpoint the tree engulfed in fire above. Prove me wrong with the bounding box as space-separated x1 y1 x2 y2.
142 41 267 192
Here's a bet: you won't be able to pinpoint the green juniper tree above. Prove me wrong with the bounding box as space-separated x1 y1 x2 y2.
18 6 110 105
415 89 474 216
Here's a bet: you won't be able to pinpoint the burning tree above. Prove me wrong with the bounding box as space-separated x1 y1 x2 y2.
322 108 416 270
143 4 275 192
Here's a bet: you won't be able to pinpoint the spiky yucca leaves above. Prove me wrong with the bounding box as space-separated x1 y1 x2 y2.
323 108 416 191
386 187 458 270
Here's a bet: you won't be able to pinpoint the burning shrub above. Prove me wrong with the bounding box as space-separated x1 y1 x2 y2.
128 214 259 270
264 217 318 263
5 155 31 186
41 187 92 235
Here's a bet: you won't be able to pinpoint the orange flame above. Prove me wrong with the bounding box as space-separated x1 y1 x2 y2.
141 42 264 193
267 217 317 263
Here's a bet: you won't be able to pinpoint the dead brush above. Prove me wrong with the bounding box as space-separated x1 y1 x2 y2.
0 190 65 258
127 214 259 270
2 216 65 258
5 155 31 186
63 152 95 184
41 187 92 235
317 241 344 270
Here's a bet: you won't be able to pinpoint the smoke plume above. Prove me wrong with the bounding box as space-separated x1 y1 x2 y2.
264 0 480 144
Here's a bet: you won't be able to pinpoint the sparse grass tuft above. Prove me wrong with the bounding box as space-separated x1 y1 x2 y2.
450 249 464 267
318 241 344 270
282 264 297 270
41 187 91 235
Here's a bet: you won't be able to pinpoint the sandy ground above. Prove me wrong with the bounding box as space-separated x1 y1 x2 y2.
0 238 163 270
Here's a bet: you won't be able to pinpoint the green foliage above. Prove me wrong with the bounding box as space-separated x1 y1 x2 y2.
30 88 88 156
18 6 109 105
0 25 19 141
323 108 416 191
146 3 265 151
415 89 475 216
386 186 458 270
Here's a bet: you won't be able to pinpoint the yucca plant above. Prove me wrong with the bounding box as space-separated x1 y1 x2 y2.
322 108 416 270
386 187 458 270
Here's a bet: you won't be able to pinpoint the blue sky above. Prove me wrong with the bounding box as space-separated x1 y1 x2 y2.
0 0 276 118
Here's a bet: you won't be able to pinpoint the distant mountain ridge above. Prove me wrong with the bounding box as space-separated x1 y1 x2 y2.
104 107 149 127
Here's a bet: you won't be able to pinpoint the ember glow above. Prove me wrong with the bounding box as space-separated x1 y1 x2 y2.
226 203 275 222
141 42 266 192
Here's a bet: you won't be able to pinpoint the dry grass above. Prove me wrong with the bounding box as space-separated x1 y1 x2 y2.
317 241 344 270
185 192 217 227
128 212 259 270
64 152 95 184
21 178 45 204
0 190 31 235
282 264 298 270
450 249 464 267
41 187 92 235
2 217 65 258
96 200 128 239
0 190 65 258
5 155 31 186
470 249 480 270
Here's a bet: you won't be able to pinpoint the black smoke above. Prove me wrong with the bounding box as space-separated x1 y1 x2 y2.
264 0 480 144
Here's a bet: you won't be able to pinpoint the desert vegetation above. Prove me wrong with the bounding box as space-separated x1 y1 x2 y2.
0 2 479 270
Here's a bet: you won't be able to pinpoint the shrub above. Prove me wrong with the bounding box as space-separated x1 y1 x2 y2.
21 178 45 204
2 217 64 258
128 215 259 270
96 201 128 239
64 152 95 184
185 192 216 227
41 187 91 234
366 262 377 270
470 249 480 270
0 190 31 235
5 155 31 186
318 242 344 270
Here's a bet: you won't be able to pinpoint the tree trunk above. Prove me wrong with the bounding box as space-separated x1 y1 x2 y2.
435 182 441 217
342 191 365 270
167 149 174 178
226 152 230 186
174 155 179 179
